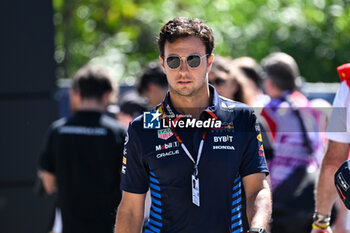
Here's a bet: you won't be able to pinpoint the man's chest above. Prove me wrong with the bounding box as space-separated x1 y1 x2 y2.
141 128 244 182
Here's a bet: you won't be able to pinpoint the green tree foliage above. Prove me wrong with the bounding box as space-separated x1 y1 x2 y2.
54 0 350 83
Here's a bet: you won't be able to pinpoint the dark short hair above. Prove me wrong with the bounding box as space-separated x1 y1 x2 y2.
158 17 215 58
233 57 263 89
136 62 167 94
119 91 150 118
209 56 245 103
72 65 113 100
210 56 232 74
261 52 300 91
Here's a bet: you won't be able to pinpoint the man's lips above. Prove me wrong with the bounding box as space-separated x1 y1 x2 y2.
178 80 192 84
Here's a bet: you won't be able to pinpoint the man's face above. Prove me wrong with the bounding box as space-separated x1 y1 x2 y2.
263 77 272 97
160 36 214 98
142 83 167 107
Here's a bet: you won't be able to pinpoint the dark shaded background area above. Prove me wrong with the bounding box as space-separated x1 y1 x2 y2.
0 0 58 232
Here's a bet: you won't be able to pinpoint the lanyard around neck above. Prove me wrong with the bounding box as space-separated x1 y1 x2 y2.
161 103 207 176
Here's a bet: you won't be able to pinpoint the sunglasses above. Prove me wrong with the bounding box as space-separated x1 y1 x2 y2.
210 77 227 86
165 54 208 70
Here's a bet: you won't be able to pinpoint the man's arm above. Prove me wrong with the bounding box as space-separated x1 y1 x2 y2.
115 191 146 233
38 170 57 195
242 172 272 230
312 140 349 233
332 198 349 233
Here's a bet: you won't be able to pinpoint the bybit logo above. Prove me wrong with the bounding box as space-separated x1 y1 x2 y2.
213 135 233 143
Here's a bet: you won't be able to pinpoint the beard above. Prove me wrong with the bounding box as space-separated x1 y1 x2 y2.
168 74 208 97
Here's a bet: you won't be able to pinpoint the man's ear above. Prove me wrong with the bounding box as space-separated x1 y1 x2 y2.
69 89 78 98
69 89 81 112
149 83 163 94
102 91 112 105
159 56 166 74
148 83 156 92
206 54 215 73
265 78 275 89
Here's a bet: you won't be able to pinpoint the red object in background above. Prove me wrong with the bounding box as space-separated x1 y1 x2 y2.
336 63 350 159
337 63 350 88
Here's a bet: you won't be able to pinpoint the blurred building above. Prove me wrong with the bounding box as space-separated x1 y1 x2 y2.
0 1 57 233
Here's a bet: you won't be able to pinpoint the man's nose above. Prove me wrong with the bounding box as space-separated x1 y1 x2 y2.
179 58 189 72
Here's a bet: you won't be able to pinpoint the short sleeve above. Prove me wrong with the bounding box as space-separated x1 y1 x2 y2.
239 112 269 177
38 128 55 173
115 129 127 170
120 123 149 193
327 82 350 143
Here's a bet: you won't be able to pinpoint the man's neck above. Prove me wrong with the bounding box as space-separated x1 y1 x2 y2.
78 99 105 112
169 87 210 119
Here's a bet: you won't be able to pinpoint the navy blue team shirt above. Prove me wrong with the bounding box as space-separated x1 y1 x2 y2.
120 85 268 233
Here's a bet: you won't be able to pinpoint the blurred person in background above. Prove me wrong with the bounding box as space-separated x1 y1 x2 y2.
232 56 270 108
309 98 332 159
309 98 349 233
116 91 150 128
209 55 255 105
136 61 168 107
260 52 324 233
208 56 238 99
231 56 274 160
38 65 126 233
312 63 350 233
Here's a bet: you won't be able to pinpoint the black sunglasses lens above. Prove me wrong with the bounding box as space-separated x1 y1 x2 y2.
187 55 201 68
166 56 181 69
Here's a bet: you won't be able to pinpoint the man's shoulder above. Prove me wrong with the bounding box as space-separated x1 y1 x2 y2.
100 114 126 134
218 96 251 108
340 80 350 91
217 96 254 116
129 113 144 128
50 117 67 131
129 105 161 129
215 97 257 131
334 81 350 105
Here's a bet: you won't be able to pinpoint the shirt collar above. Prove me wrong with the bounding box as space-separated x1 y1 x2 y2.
207 84 220 112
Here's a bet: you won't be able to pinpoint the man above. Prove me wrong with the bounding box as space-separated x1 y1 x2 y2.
116 91 150 128
260 52 323 233
115 17 271 233
38 65 126 233
136 61 168 107
260 52 323 188
312 63 350 233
